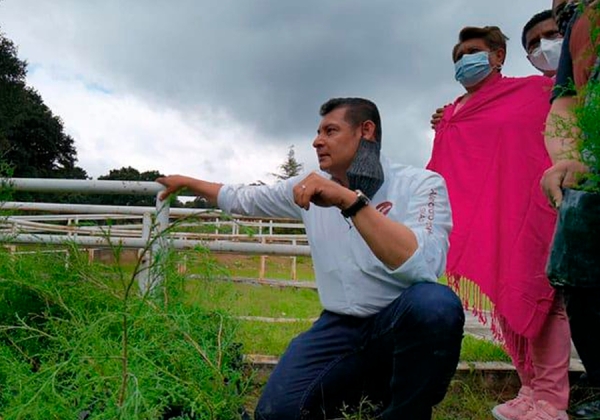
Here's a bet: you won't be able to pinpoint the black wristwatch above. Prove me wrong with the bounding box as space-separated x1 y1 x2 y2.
341 190 370 218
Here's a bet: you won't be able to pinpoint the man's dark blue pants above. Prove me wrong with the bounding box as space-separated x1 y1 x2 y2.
254 282 465 420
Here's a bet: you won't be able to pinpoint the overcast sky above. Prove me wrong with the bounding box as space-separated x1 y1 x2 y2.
1 0 551 185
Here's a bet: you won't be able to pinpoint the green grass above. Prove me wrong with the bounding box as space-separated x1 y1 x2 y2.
186 278 321 318
0 247 249 419
432 378 502 420
237 321 313 355
0 244 511 419
461 335 510 362
180 270 509 362
246 367 504 420
186 252 316 281
236 318 509 360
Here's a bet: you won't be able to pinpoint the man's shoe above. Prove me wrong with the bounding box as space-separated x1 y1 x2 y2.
569 398 600 419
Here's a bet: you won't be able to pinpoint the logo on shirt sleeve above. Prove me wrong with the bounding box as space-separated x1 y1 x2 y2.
418 189 438 234
375 201 393 216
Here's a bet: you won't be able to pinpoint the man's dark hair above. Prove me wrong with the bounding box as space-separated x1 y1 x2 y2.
521 10 554 50
319 98 382 143
452 26 509 61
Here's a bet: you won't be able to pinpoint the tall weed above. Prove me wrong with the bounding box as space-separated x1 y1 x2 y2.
0 246 248 419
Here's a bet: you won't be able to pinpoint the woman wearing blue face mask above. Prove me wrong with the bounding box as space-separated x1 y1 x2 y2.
427 25 571 420
451 27 506 112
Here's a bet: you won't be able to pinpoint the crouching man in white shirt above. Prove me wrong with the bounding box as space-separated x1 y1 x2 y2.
157 97 464 420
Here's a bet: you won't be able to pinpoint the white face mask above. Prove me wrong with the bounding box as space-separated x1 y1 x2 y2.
528 37 564 72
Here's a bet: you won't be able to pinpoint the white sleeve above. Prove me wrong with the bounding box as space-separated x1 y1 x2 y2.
217 176 303 220
384 171 452 283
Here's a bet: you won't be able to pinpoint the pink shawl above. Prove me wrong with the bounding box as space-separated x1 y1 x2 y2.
427 74 557 344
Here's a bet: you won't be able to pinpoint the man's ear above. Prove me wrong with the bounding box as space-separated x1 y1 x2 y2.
361 120 377 142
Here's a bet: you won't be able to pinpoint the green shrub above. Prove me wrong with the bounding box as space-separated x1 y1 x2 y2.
0 247 248 419
574 77 600 191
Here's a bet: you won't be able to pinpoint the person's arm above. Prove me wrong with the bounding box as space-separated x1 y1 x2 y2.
293 172 417 269
545 13 579 164
542 97 590 208
294 171 450 272
382 171 451 279
348 201 417 270
157 175 223 205
544 96 580 164
157 174 304 219
540 16 590 207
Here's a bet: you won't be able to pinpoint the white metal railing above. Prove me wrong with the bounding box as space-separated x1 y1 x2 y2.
2 178 170 292
1 178 312 289
1 205 309 243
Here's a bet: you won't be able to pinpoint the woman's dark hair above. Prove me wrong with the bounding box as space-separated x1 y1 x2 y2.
452 26 509 61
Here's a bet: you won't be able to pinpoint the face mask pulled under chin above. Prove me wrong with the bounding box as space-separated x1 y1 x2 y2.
529 38 564 72
346 138 384 200
454 51 493 88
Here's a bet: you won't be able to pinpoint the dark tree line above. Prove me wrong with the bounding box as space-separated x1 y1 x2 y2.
0 29 87 181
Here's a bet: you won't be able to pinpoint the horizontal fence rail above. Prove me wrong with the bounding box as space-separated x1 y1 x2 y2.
1 178 311 291
7 178 164 195
1 179 308 245
3 234 311 256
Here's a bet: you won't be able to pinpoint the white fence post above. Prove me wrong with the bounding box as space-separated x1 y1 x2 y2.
136 212 153 293
291 239 297 281
151 193 170 291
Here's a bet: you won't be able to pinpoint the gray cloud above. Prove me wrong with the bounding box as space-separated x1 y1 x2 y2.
1 0 552 168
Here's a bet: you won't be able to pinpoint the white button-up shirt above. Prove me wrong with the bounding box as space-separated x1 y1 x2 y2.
217 158 452 317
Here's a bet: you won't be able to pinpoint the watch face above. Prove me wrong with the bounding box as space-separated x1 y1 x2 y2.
356 190 370 204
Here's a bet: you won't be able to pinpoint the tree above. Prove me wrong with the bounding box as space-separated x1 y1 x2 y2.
0 29 87 184
87 166 172 206
271 145 303 180
184 196 211 208
0 30 26 84
99 167 163 183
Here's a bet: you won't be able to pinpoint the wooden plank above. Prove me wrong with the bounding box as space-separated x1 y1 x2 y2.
188 275 317 290
235 316 317 323
243 354 585 373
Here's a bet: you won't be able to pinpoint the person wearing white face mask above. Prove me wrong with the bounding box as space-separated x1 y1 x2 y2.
426 25 571 420
430 11 564 129
522 10 564 78
541 1 600 418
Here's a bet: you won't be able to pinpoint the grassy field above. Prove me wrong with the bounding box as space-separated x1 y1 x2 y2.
0 245 511 419
189 252 511 419
186 253 509 361
186 276 509 363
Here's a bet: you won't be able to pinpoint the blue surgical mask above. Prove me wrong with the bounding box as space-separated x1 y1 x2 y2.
454 51 493 88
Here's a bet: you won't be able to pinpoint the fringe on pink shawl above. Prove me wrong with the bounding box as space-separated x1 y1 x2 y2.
447 272 533 375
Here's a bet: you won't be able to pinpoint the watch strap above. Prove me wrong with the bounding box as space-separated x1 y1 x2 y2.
341 190 370 218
